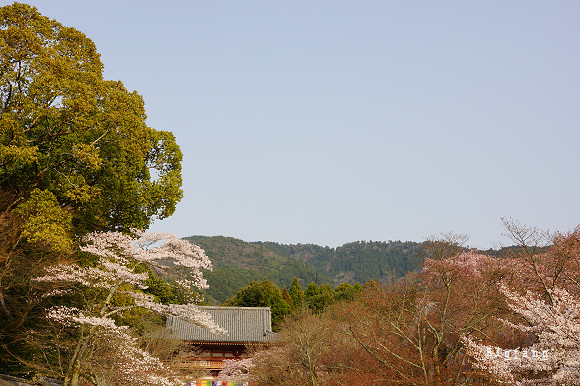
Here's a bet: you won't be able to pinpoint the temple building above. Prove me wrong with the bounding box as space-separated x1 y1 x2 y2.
167 306 276 376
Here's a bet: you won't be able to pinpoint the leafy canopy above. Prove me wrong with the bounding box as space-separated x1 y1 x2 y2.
0 3 183 249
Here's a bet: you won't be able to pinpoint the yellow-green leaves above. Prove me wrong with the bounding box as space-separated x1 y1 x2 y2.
0 144 39 168
15 188 73 253
71 143 101 170
1 3 183 234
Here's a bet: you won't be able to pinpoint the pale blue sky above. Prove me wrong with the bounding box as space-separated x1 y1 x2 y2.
14 1 580 248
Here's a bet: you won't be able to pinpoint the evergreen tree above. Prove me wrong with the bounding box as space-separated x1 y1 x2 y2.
308 284 335 313
289 276 305 309
304 282 320 300
305 282 337 313
281 286 294 310
335 282 357 302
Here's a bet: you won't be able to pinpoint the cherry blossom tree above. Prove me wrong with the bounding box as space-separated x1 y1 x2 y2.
413 236 507 384
464 285 580 384
33 230 224 386
464 226 580 384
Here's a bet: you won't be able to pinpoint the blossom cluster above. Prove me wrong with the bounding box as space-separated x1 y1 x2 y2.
216 358 255 383
36 230 223 385
35 260 149 289
47 305 182 385
422 250 496 279
36 230 220 331
465 285 580 384
80 230 212 290
129 292 226 334
48 306 119 329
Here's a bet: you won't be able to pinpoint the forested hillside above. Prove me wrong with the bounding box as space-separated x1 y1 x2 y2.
185 236 424 303
256 239 424 283
184 236 332 303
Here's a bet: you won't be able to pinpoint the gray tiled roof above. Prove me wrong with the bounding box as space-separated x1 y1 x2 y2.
166 306 276 343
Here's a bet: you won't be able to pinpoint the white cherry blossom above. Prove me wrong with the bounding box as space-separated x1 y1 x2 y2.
36 231 222 386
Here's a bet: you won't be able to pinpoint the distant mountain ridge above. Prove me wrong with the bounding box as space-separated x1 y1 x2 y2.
254 239 424 282
184 235 425 304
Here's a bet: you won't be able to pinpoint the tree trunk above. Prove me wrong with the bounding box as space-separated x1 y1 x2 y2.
70 359 81 386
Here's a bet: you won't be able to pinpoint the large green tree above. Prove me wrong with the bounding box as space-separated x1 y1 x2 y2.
0 0 182 314
0 3 183 375
0 3 182 241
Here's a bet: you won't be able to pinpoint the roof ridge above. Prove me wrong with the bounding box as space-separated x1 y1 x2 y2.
196 305 271 310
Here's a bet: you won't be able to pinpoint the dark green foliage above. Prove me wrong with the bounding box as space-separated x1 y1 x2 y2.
144 273 189 305
276 240 425 284
224 279 291 330
223 278 365 327
305 283 336 313
289 277 305 309
305 282 320 298
334 282 362 302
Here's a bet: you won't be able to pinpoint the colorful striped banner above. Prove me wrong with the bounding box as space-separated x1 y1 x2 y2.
187 380 248 386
